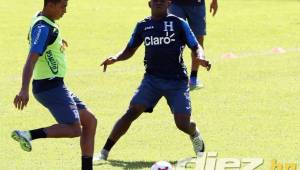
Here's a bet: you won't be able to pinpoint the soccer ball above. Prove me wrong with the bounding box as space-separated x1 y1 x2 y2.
151 161 173 170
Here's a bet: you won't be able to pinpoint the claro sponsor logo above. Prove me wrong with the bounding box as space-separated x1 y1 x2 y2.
144 21 175 46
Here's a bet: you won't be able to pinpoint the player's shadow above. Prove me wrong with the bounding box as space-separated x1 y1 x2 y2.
105 159 177 169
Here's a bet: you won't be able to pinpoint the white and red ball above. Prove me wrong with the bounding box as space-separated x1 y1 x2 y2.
151 161 173 170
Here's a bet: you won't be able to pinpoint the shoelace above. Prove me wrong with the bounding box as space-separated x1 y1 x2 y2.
192 137 202 149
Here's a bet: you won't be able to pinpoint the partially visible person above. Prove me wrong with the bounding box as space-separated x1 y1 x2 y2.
169 0 218 89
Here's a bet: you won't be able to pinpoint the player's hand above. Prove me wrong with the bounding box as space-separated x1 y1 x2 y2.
14 89 29 110
210 0 218 16
62 39 68 48
100 57 118 72
197 58 211 71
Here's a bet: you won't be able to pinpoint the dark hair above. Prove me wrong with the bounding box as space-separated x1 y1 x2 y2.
44 0 63 6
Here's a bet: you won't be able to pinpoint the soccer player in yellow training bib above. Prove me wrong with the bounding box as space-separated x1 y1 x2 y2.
12 0 97 169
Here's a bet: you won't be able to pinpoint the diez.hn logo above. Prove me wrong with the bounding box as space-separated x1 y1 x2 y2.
176 152 264 170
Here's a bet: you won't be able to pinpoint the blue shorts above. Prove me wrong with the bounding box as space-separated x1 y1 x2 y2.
33 85 86 124
130 74 191 114
169 3 206 36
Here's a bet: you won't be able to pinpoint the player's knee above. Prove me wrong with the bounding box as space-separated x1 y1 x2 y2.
190 121 196 130
175 119 191 132
123 105 144 122
70 124 82 137
89 114 98 129
80 110 97 130
73 127 82 137
122 111 138 122
176 122 189 132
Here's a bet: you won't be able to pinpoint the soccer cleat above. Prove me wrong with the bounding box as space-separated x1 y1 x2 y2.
11 130 32 152
189 77 204 90
190 129 205 156
93 149 109 165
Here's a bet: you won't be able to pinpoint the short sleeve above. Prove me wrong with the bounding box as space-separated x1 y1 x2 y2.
180 20 199 50
30 24 50 55
127 23 143 48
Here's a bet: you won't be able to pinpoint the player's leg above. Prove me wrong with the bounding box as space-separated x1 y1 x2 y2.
174 114 205 155
107 104 146 143
94 75 162 163
165 79 205 155
12 121 83 150
168 3 187 20
11 86 83 152
185 4 207 90
44 122 82 138
69 93 98 157
12 111 96 170
79 109 97 157
79 108 97 170
34 87 84 138
11 120 82 152
174 114 196 135
93 104 145 163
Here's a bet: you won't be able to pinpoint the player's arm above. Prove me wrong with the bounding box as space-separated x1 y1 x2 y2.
14 53 39 110
210 0 218 16
14 24 50 110
62 39 68 48
181 20 211 71
101 23 143 72
191 45 211 71
101 46 139 72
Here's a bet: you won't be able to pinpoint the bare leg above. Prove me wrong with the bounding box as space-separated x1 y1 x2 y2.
93 104 147 163
174 114 197 136
174 113 205 154
108 104 145 143
79 109 97 156
45 122 82 138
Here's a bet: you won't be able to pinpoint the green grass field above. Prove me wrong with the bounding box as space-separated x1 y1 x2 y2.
1 0 300 169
